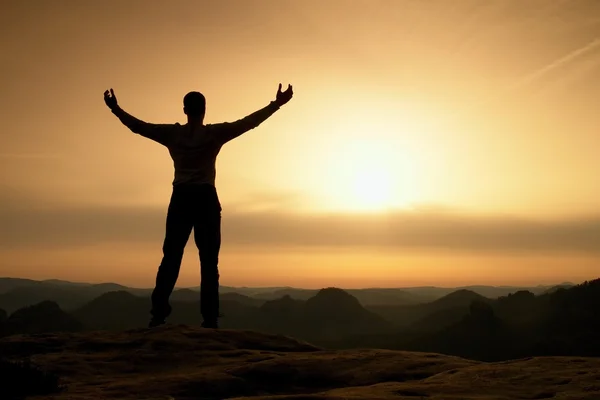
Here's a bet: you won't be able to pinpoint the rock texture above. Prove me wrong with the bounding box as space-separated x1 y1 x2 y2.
1 324 599 399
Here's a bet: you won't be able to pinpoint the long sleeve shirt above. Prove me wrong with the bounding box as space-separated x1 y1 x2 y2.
111 102 280 187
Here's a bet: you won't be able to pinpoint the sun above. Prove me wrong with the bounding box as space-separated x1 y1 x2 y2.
351 168 393 210
322 137 417 212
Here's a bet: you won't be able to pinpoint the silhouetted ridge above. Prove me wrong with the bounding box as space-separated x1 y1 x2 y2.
72 291 148 331
89 282 129 292
408 299 517 361
0 278 38 294
41 279 89 287
410 307 468 333
347 288 418 306
431 289 489 307
0 308 6 323
260 295 303 313
1 301 83 337
366 289 493 330
305 287 363 315
170 288 199 302
302 288 393 342
542 279 600 337
220 292 265 307
0 285 88 314
496 291 537 317
253 288 319 301
83 290 140 305
543 284 574 294
469 300 496 322
252 295 305 335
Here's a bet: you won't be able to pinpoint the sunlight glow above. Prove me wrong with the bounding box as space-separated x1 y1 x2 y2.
323 135 419 212
352 168 393 210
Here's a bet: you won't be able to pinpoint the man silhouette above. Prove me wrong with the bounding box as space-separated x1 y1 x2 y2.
104 84 294 328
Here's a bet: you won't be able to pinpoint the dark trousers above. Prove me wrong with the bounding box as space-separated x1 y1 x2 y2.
150 184 222 323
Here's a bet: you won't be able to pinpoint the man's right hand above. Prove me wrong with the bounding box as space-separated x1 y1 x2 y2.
104 88 118 111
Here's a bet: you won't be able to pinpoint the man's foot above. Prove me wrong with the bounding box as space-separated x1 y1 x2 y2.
148 318 166 328
201 320 218 329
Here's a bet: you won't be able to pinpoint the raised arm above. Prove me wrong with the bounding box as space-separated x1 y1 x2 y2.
104 88 173 146
214 83 293 144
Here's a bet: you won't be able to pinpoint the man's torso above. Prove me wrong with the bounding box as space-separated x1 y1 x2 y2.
166 124 222 187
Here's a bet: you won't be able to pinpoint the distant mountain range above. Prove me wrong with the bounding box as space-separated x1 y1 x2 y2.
0 277 574 314
0 276 596 362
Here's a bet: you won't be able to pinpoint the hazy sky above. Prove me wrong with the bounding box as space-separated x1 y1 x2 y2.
1 0 598 288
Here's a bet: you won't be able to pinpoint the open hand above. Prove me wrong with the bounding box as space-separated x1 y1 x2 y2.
275 83 293 107
104 88 118 110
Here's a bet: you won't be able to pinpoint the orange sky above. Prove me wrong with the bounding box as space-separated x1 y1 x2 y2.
0 1 598 288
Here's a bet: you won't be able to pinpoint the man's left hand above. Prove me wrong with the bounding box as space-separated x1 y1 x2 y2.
275 83 293 107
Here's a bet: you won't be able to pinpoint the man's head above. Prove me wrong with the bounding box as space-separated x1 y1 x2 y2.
183 91 206 119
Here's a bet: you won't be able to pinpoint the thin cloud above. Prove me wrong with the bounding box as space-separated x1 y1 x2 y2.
226 190 307 212
0 195 598 255
510 37 600 92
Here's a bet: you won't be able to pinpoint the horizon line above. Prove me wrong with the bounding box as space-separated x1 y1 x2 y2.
0 276 584 291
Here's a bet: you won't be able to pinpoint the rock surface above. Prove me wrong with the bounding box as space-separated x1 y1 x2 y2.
1 324 599 399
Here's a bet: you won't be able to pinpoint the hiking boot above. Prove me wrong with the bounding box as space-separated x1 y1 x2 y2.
148 318 166 328
201 320 218 329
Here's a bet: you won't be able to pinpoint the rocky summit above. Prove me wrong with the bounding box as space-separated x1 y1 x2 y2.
1 324 599 399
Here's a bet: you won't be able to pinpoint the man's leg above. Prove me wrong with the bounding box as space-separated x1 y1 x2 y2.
193 189 222 328
150 188 193 326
